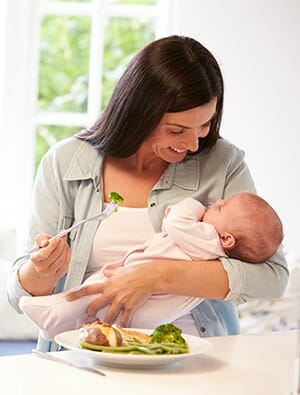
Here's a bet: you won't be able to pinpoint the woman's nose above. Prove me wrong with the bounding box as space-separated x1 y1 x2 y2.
185 130 199 152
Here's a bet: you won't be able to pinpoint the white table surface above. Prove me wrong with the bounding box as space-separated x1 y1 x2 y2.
0 331 297 395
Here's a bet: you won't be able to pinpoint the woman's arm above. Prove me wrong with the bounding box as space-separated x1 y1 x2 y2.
67 258 229 327
7 146 71 311
216 142 289 302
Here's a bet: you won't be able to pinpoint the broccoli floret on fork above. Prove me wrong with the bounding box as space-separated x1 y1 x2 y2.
108 192 124 212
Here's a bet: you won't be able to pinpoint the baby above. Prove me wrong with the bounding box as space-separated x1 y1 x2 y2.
20 192 283 340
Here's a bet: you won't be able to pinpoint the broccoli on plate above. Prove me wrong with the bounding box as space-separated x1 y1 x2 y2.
150 323 187 346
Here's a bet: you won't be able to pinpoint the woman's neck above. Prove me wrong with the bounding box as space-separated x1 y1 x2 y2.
102 155 169 208
114 152 168 174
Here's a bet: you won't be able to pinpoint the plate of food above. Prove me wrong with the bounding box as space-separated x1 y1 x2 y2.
54 321 212 368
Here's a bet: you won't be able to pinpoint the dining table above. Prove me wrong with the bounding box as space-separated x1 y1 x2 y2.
0 330 297 395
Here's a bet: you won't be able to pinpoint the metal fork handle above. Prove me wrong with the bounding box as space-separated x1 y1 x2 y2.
27 201 117 254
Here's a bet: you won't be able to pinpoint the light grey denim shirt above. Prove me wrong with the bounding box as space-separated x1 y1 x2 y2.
7 137 289 350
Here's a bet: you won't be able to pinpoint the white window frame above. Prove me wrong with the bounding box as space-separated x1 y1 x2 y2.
0 0 173 250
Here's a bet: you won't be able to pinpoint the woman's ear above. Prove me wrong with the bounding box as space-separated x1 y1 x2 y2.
219 232 236 249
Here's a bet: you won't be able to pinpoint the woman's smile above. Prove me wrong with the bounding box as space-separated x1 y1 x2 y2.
169 146 187 154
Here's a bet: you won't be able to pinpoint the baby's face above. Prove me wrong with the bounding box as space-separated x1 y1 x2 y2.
203 195 243 233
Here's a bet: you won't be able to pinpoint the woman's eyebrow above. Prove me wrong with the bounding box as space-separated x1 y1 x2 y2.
166 122 190 129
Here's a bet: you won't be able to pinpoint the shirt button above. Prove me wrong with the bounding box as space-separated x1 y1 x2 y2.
150 202 156 207
200 327 206 333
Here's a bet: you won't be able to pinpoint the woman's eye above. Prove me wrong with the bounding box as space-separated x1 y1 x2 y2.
169 129 184 135
203 122 211 129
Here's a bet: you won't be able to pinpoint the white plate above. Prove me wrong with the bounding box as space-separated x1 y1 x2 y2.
54 329 212 368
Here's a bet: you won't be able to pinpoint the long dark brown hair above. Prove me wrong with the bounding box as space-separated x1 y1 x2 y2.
77 35 224 157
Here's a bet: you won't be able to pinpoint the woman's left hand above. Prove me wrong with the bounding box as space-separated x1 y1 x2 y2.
66 263 156 327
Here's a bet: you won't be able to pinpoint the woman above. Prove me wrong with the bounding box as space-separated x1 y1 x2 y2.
7 35 288 351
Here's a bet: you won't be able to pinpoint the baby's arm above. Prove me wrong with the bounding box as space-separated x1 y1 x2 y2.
163 198 225 260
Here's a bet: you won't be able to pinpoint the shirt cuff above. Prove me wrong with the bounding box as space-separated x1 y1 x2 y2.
220 256 248 303
6 262 32 313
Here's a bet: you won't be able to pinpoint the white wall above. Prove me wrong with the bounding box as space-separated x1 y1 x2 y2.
168 0 300 257
0 0 39 239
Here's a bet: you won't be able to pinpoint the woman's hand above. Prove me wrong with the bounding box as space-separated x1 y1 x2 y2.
30 233 70 279
67 263 157 327
18 233 71 296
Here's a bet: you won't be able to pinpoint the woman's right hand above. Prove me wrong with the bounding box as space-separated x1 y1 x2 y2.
18 233 71 296
30 233 70 279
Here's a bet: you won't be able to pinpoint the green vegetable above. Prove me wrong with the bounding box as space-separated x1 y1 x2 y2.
80 341 189 355
79 323 189 355
108 192 124 204
108 192 124 212
150 323 187 346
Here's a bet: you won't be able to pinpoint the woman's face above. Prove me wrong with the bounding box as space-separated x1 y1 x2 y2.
141 98 217 163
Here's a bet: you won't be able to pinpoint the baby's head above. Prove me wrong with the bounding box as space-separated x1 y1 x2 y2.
203 193 283 263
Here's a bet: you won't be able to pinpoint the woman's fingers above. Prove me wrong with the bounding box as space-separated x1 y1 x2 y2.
84 292 133 326
52 241 71 277
66 281 105 301
104 301 125 325
102 262 123 278
105 301 134 327
68 265 155 327
35 233 51 248
119 309 132 328
31 235 70 278
86 294 113 317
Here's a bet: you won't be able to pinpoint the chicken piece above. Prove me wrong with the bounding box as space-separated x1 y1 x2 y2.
79 320 151 346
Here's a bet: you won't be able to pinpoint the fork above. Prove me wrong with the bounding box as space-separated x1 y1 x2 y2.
27 201 118 254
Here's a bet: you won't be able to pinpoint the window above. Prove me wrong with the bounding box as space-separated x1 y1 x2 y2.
35 0 170 169
0 0 171 256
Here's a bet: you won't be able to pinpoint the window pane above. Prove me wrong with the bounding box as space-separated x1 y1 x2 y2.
35 125 82 171
106 0 156 4
102 16 155 108
52 0 91 2
39 15 91 113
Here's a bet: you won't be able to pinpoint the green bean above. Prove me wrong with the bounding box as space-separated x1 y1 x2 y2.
80 341 189 355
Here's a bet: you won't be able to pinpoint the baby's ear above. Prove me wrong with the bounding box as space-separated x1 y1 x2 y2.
219 232 236 249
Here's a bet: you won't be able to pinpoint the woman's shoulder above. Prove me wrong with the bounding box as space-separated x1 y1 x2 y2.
201 138 246 164
47 136 91 157
40 136 102 176
212 138 245 157
45 136 98 163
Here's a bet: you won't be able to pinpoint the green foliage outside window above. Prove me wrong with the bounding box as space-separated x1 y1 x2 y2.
35 0 156 171
39 15 90 113
102 17 155 108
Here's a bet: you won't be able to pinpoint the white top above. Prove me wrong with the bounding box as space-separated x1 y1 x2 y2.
87 205 154 276
87 204 199 335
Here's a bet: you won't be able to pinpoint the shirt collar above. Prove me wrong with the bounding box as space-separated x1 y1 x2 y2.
63 140 199 191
